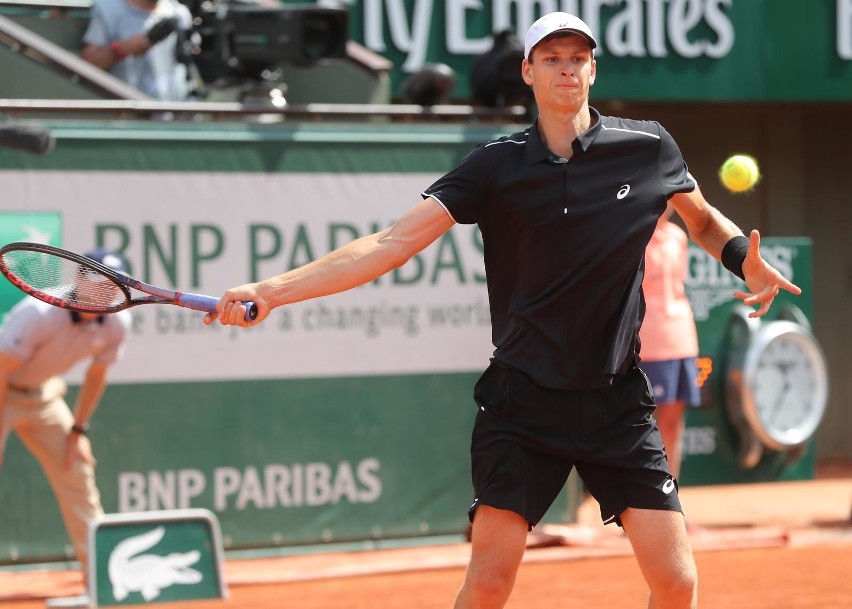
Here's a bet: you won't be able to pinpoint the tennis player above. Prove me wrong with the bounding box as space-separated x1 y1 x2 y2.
0 248 132 585
207 12 800 609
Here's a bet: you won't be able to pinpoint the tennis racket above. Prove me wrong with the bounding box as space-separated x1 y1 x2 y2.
0 242 257 321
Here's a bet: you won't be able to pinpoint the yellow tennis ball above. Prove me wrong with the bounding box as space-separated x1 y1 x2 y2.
719 154 760 193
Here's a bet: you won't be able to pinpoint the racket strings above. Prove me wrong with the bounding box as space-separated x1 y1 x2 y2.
1 250 127 310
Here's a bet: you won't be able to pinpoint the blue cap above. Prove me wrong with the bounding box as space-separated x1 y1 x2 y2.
84 248 126 273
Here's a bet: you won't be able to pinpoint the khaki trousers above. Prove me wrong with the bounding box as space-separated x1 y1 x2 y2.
2 377 103 568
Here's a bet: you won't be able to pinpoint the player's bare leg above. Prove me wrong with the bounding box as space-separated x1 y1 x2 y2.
621 507 698 609
454 505 528 609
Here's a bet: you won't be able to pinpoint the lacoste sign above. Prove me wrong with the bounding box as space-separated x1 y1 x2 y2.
88 510 227 607
109 526 202 602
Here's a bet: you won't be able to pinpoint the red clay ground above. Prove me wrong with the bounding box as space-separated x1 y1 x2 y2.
175 544 852 609
7 544 852 609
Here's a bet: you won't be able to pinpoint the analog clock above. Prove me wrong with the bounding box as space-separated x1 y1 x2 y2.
740 320 829 451
726 307 829 468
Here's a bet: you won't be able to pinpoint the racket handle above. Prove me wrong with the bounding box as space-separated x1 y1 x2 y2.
178 293 259 322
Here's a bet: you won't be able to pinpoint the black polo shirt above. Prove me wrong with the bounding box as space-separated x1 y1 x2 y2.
423 107 696 389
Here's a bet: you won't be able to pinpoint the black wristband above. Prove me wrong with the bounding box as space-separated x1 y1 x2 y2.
71 423 90 436
721 235 749 281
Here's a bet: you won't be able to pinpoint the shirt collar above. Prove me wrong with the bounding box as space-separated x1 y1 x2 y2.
577 106 602 151
524 106 602 164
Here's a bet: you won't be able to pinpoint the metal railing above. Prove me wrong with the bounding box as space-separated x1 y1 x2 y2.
0 0 92 8
0 98 529 123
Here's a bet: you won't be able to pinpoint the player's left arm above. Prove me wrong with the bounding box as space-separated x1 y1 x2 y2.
65 361 110 470
669 184 801 318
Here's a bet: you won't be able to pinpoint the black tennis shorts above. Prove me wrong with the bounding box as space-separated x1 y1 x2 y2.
469 361 681 528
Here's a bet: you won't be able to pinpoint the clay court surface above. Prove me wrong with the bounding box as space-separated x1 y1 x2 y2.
3 468 851 609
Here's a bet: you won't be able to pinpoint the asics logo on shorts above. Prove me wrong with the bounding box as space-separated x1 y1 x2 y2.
617 184 631 199
662 478 676 494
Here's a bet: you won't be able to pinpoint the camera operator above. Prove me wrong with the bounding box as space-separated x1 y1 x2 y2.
81 0 194 101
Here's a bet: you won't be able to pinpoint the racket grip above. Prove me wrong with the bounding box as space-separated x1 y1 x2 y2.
178 293 259 322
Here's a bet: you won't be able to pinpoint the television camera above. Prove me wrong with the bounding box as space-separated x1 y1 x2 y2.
176 0 349 99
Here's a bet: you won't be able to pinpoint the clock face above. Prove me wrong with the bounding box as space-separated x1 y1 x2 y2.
742 321 829 450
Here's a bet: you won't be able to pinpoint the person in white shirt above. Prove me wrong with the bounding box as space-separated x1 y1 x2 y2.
0 248 132 580
81 0 193 101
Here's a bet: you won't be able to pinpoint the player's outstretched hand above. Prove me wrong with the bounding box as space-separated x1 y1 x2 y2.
733 229 802 318
204 283 270 327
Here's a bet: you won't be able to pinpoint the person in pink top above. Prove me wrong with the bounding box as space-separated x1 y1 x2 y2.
639 204 701 480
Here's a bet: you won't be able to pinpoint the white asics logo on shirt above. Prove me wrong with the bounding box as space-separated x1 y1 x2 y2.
662 479 676 494
617 184 631 199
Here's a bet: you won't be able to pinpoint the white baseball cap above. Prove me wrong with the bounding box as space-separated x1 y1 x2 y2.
524 12 598 59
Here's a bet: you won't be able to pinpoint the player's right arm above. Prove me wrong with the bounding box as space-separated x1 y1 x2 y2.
205 198 455 327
